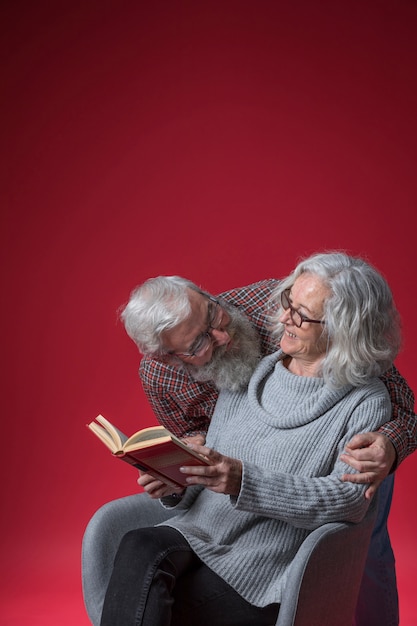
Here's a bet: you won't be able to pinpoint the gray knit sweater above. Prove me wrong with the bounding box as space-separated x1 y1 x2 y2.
161 350 391 607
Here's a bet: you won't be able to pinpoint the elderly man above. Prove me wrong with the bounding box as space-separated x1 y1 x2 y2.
82 276 416 626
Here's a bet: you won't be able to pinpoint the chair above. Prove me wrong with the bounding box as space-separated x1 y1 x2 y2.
275 500 377 626
82 494 377 626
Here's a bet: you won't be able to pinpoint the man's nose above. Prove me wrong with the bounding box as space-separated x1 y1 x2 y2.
210 327 231 346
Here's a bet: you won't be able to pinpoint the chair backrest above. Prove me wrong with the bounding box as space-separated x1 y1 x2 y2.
275 500 377 626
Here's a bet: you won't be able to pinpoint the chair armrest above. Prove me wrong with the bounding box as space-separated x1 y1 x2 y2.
275 501 377 626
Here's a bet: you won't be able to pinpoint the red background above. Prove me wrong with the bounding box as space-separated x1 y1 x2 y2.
1 1 416 624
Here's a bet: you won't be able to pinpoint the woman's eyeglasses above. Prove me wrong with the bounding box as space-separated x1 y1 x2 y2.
280 289 325 328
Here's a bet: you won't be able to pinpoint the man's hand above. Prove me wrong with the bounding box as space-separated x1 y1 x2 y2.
340 432 396 500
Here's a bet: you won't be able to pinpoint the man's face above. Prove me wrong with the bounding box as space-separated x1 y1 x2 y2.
161 289 233 367
161 289 262 391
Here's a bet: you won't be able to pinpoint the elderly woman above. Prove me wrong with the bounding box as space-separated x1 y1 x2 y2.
100 252 401 626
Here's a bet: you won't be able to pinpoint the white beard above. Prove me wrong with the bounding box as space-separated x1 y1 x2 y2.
185 303 262 391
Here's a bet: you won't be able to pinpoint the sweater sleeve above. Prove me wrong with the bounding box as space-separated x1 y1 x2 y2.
234 393 391 529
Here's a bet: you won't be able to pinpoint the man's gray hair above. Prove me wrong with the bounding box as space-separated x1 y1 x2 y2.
270 251 402 388
120 276 201 355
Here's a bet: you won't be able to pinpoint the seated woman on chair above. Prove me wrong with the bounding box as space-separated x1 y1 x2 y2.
100 251 401 626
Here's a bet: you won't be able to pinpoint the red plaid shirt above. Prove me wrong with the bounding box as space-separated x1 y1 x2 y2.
139 279 416 467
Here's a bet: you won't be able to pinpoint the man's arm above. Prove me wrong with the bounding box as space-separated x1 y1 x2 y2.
139 356 218 438
341 365 416 499
378 364 416 466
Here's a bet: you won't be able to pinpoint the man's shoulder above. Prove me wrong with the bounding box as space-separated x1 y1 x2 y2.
218 279 280 356
218 279 280 307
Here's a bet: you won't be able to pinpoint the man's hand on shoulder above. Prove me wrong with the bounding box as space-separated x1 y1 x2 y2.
340 432 397 500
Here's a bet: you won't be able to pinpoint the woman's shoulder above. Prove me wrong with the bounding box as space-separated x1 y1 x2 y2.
350 376 391 403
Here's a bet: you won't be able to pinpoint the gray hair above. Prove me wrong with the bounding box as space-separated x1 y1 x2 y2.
270 252 402 388
120 276 202 355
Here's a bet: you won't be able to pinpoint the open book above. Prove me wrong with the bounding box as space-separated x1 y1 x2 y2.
87 414 210 488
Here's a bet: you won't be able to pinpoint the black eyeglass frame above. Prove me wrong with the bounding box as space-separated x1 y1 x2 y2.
280 288 325 328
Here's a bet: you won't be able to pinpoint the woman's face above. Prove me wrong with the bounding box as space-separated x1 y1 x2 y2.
279 273 329 365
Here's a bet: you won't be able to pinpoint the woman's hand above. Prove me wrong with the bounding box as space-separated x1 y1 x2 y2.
137 471 185 499
182 433 206 446
136 434 206 499
180 443 243 497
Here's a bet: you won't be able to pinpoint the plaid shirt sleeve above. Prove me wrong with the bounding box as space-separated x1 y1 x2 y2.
139 356 218 438
138 279 280 438
379 364 416 467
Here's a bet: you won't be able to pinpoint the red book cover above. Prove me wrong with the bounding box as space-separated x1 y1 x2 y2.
116 439 209 488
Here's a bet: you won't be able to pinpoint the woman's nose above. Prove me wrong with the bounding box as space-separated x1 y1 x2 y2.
279 309 291 325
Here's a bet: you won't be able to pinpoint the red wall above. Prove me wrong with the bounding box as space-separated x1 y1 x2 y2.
1 2 416 624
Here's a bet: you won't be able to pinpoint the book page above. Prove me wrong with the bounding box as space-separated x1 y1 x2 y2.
93 414 128 449
124 425 172 449
87 421 120 453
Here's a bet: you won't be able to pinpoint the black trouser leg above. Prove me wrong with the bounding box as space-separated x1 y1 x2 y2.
100 525 280 626
100 526 193 626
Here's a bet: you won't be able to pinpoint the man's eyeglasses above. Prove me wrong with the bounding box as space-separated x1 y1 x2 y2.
173 296 225 359
280 289 325 328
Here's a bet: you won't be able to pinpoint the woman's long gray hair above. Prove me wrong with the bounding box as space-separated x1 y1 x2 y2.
270 252 402 388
